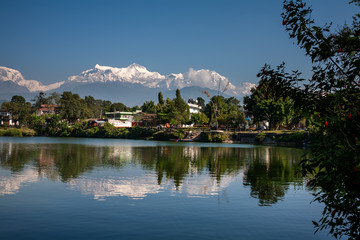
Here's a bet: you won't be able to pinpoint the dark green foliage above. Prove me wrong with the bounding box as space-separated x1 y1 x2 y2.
190 112 209 126
1 95 32 126
84 96 103 118
255 132 266 143
204 96 245 128
127 126 156 139
204 132 228 143
141 100 156 113
254 1 360 238
59 92 88 123
276 131 308 143
173 129 185 139
196 97 205 109
158 91 164 106
244 78 295 130
152 131 179 141
157 89 190 126
110 102 131 112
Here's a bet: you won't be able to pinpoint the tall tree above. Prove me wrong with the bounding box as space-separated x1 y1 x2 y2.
158 91 164 106
204 96 245 128
196 97 205 109
141 100 156 114
31 92 51 108
244 73 295 130
256 1 360 238
110 102 130 112
173 89 190 126
157 90 190 126
59 92 87 123
85 95 103 118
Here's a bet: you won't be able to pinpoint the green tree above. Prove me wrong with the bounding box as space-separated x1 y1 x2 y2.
28 114 46 134
31 92 51 109
59 92 88 123
158 91 164 106
157 90 190 126
84 95 103 118
157 98 174 124
196 97 205 109
100 100 112 114
173 89 190 126
190 112 209 126
110 102 130 112
204 95 225 127
257 1 360 238
141 100 156 113
204 96 245 128
244 76 295 130
1 95 32 126
48 92 61 105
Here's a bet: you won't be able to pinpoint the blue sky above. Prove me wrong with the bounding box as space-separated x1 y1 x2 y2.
0 0 357 86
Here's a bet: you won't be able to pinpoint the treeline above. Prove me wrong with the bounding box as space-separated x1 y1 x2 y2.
1 89 246 134
1 91 139 125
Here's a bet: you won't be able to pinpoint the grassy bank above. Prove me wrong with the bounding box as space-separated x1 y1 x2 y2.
0 127 36 137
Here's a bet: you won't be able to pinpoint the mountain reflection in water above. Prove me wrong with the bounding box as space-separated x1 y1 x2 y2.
0 141 304 204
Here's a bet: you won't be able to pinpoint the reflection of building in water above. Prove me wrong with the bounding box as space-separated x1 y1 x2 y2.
38 147 60 181
183 146 200 175
107 147 134 161
247 147 271 171
182 146 200 162
0 167 39 196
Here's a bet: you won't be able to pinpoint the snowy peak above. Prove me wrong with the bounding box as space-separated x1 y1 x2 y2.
0 66 64 92
68 64 245 95
0 66 24 82
0 64 256 97
127 63 148 72
68 63 166 88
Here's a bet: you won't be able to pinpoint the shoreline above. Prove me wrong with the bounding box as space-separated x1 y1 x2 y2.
0 126 308 148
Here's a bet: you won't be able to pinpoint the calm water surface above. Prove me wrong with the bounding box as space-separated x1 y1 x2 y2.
0 137 332 240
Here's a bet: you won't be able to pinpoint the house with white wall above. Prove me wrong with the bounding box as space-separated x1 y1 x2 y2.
104 110 141 128
0 109 13 125
187 99 202 115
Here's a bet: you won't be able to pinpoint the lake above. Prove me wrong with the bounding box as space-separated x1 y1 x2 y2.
0 137 332 240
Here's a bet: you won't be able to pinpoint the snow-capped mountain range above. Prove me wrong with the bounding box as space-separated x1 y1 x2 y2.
0 66 64 92
0 63 255 105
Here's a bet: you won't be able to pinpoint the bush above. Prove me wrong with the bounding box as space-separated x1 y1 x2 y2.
205 132 228 143
153 131 178 141
276 131 308 143
127 126 155 139
255 132 266 143
173 129 185 139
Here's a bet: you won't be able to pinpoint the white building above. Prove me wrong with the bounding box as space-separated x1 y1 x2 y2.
187 99 202 115
0 110 13 125
104 110 141 128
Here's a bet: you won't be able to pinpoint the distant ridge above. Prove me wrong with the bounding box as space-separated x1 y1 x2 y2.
0 64 256 105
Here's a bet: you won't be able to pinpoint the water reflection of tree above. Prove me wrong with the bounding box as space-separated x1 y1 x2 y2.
243 147 303 206
0 142 304 203
132 146 246 189
0 143 37 172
